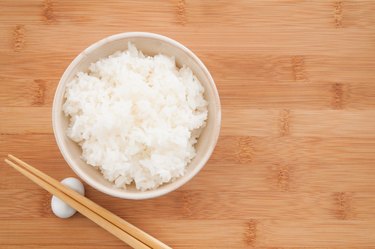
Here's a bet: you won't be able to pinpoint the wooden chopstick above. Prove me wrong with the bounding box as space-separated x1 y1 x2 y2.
7 154 170 249
4 155 171 249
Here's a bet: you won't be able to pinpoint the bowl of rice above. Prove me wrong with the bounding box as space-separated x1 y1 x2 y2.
52 32 221 199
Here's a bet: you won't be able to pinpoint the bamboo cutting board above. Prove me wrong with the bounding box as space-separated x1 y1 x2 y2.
1 1 375 248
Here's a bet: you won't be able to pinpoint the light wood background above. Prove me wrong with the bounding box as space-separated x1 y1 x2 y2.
1 0 375 248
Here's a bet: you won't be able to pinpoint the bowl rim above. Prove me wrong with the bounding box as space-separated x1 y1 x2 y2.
52 32 221 199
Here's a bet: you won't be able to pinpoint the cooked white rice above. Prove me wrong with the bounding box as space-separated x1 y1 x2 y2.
63 43 208 191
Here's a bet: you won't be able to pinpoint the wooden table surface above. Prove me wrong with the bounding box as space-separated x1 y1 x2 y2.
1 1 375 248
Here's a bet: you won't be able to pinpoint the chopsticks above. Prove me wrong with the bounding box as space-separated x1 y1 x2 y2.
4 154 172 249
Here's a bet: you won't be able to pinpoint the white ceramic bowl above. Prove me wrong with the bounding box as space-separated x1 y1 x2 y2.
52 32 221 199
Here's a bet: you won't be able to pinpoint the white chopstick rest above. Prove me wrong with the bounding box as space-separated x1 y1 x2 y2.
51 177 85 218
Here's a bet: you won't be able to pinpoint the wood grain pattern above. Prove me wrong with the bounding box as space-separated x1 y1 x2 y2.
1 0 375 248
